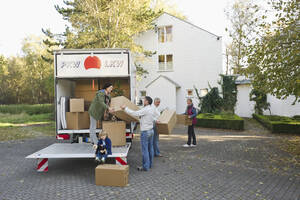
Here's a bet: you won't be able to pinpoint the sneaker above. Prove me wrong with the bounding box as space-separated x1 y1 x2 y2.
155 154 163 157
137 166 147 171
101 157 106 163
95 157 100 163
183 144 191 147
191 144 197 147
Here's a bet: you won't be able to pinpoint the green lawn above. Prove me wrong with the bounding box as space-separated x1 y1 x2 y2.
0 112 55 141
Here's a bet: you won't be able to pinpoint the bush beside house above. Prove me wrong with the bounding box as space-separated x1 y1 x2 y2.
196 113 244 130
253 114 300 134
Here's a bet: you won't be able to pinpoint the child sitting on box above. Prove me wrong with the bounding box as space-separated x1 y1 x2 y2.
95 131 112 163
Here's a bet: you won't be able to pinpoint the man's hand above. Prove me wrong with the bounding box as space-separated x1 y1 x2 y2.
188 115 192 119
121 105 126 110
93 145 97 150
156 120 160 124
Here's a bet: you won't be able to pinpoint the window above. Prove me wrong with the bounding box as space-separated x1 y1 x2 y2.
158 54 173 71
187 89 193 96
158 26 172 43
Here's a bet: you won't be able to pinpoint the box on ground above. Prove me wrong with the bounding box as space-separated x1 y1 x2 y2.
176 114 192 125
157 110 177 134
95 164 129 187
111 96 139 122
66 111 90 129
69 98 84 112
102 121 126 146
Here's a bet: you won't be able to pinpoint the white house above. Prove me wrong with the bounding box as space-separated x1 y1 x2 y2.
134 13 222 113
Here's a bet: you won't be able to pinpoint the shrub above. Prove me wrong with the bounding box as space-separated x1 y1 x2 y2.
196 113 244 130
0 104 54 115
253 114 300 134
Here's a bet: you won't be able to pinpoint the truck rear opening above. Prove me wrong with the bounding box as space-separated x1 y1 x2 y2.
26 49 136 172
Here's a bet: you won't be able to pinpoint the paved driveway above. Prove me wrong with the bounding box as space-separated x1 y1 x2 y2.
0 121 299 200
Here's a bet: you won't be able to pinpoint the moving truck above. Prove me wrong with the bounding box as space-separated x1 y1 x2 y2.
26 49 136 172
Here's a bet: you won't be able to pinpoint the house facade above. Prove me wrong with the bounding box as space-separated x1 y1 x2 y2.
134 13 222 113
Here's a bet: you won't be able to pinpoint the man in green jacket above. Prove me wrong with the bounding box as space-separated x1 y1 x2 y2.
88 83 114 145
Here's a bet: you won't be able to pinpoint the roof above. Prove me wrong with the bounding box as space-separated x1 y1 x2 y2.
235 75 252 85
145 75 181 88
156 12 221 38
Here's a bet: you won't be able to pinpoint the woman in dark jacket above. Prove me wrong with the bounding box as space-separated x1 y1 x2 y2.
88 83 114 146
183 98 197 147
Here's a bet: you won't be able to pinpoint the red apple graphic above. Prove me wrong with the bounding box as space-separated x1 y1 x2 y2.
84 56 101 70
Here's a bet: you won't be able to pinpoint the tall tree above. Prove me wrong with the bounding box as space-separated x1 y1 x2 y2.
246 0 300 103
45 0 160 52
225 0 260 74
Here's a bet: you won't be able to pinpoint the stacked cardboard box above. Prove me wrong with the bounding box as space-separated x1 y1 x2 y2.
66 98 90 129
157 110 177 135
176 114 192 126
110 96 140 122
102 121 126 146
95 164 129 187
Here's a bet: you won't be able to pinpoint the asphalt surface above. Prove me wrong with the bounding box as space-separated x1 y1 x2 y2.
0 122 299 200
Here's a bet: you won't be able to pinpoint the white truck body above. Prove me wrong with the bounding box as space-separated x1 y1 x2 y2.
26 49 136 171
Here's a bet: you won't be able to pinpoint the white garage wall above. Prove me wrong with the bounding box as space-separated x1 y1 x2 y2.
235 84 255 117
236 84 300 117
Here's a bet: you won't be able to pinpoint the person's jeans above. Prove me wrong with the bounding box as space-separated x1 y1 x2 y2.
140 129 154 171
153 123 160 156
89 115 98 145
187 125 196 145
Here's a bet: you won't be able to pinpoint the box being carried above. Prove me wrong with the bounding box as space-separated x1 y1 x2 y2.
69 98 84 112
95 164 129 187
102 121 126 146
157 110 177 135
111 96 139 122
176 114 192 126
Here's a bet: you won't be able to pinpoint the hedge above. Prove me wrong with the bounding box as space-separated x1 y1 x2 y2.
196 113 244 130
253 114 300 134
0 104 54 115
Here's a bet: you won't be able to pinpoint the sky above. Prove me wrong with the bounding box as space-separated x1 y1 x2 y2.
0 0 230 57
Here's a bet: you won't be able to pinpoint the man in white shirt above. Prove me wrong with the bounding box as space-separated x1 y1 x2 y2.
121 96 154 171
152 97 162 157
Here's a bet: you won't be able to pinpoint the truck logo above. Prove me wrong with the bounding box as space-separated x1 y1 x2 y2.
84 56 101 70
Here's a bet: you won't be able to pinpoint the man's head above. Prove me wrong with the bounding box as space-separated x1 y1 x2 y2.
99 131 108 140
144 96 153 106
187 98 193 106
103 83 113 94
154 97 161 107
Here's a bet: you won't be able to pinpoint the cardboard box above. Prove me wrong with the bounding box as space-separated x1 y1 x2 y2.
176 114 192 125
75 80 98 91
157 110 177 135
69 98 84 112
102 121 126 146
66 111 90 129
75 90 96 102
110 96 139 122
95 164 129 187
